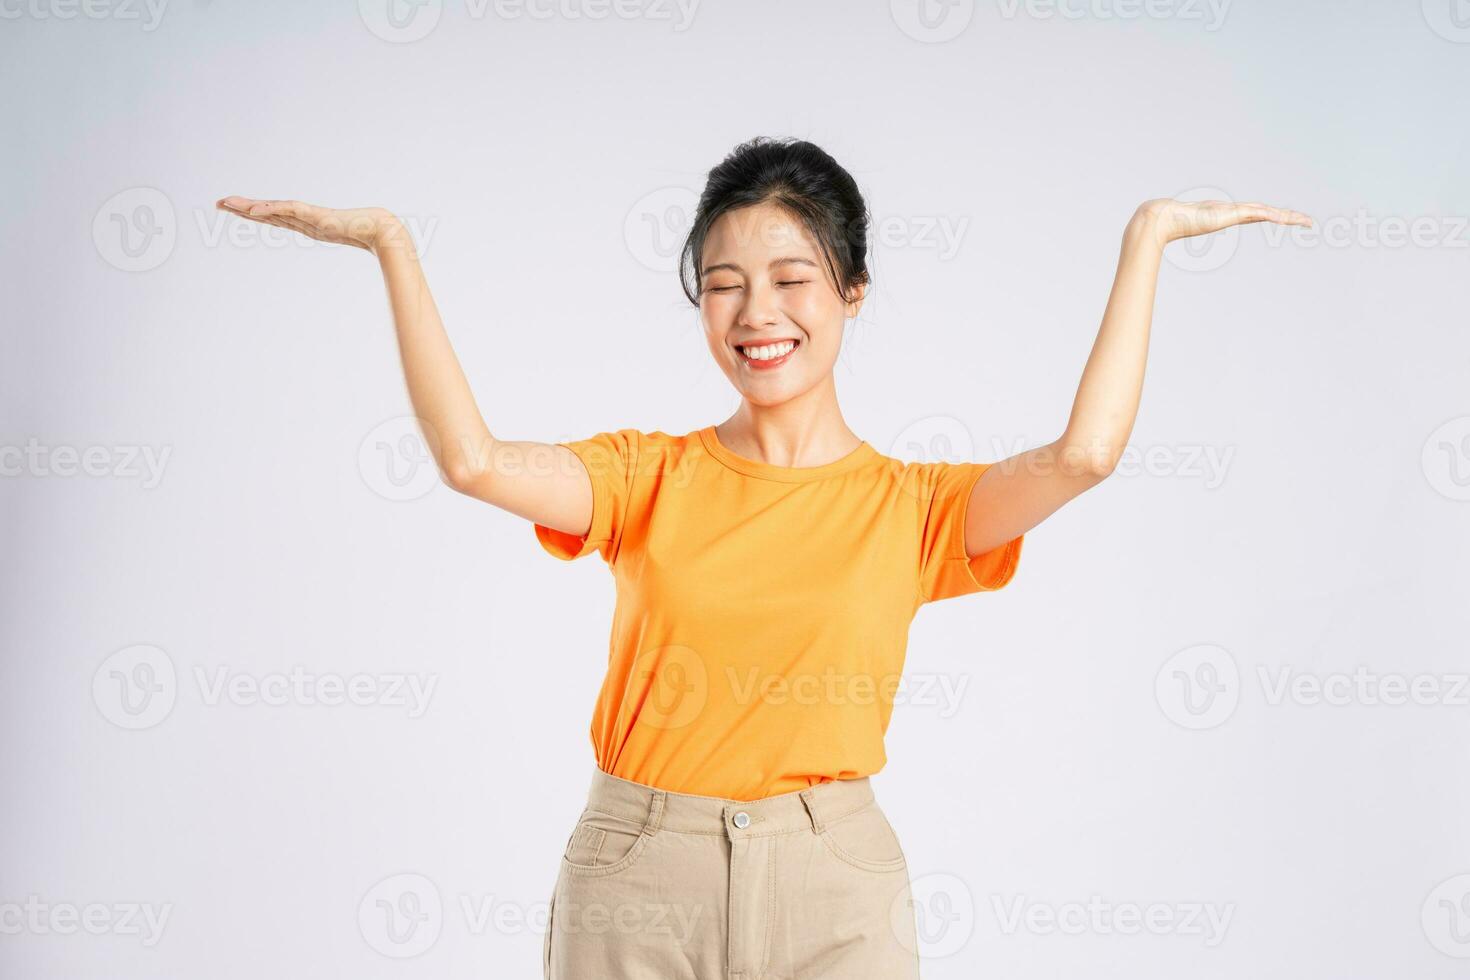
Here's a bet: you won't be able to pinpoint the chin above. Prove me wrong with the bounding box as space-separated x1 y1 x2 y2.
737 381 811 408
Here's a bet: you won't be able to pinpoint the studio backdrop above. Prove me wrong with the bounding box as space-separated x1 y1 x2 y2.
3 2 1468 978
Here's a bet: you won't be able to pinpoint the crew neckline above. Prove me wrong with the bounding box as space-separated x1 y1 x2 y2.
697 425 878 483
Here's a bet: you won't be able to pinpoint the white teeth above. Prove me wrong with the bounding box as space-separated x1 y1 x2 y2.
740 340 797 361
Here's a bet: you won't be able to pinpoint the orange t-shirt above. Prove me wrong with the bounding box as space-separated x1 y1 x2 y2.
533 425 1023 801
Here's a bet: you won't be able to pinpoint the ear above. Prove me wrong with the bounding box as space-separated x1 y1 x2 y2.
843 280 867 320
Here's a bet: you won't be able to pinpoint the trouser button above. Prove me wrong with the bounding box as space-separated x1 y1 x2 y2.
732 811 750 829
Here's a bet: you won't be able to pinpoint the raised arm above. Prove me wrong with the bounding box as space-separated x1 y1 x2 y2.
214 197 597 538
961 198 1312 558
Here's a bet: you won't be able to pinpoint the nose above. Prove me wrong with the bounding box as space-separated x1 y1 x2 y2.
736 279 781 330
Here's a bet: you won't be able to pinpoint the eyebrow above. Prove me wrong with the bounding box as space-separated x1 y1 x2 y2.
701 256 819 277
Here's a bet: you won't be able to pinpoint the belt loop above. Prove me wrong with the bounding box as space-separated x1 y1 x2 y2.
644 789 666 836
799 788 824 834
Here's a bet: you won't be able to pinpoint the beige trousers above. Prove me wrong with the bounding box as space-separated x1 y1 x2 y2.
544 767 921 979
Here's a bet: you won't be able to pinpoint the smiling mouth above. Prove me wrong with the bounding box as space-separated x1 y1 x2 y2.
736 338 802 364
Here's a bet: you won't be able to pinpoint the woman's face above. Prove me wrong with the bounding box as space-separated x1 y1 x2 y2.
698 201 865 407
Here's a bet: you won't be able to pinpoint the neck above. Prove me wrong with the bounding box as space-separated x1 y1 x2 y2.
718 378 860 468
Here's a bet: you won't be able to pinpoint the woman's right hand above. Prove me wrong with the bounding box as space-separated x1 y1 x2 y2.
215 192 597 536
214 196 406 252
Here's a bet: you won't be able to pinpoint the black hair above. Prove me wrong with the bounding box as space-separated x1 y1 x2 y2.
678 136 871 307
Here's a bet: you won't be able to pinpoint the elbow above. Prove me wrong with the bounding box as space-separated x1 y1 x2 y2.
440 455 484 497
1087 449 1117 481
440 433 498 498
1084 452 1119 481
1056 439 1119 481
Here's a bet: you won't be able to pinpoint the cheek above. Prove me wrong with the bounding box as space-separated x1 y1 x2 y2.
699 303 732 339
787 295 843 341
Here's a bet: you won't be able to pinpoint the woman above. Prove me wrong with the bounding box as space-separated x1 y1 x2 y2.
217 136 1307 979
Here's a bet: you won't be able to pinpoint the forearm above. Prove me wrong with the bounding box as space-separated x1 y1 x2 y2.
1058 209 1165 474
962 196 1306 553
373 223 494 488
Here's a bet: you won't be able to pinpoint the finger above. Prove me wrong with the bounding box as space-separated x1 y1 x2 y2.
278 212 357 245
227 208 277 227
250 199 325 224
253 212 329 242
1225 202 1275 223
273 215 320 238
216 196 262 216
218 199 279 222
1237 202 1313 227
230 208 283 228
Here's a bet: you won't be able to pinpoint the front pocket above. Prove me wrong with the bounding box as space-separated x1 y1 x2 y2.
819 803 910 874
560 809 652 877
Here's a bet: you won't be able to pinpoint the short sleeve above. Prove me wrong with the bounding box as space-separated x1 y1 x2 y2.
533 429 639 565
917 461 1024 603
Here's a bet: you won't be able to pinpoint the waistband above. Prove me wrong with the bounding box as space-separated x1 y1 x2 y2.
584 767 879 839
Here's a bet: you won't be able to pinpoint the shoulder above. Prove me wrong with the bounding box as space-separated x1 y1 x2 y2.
568 427 702 478
865 449 990 505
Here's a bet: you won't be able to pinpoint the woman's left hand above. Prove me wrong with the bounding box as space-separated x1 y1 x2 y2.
1130 197 1313 248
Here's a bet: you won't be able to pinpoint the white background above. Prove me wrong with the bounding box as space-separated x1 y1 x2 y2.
4 1 1469 977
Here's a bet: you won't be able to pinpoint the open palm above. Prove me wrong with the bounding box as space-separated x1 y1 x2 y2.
1138 197 1312 245
215 196 400 251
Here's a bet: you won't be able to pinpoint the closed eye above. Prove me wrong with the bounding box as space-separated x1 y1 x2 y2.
705 280 808 294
